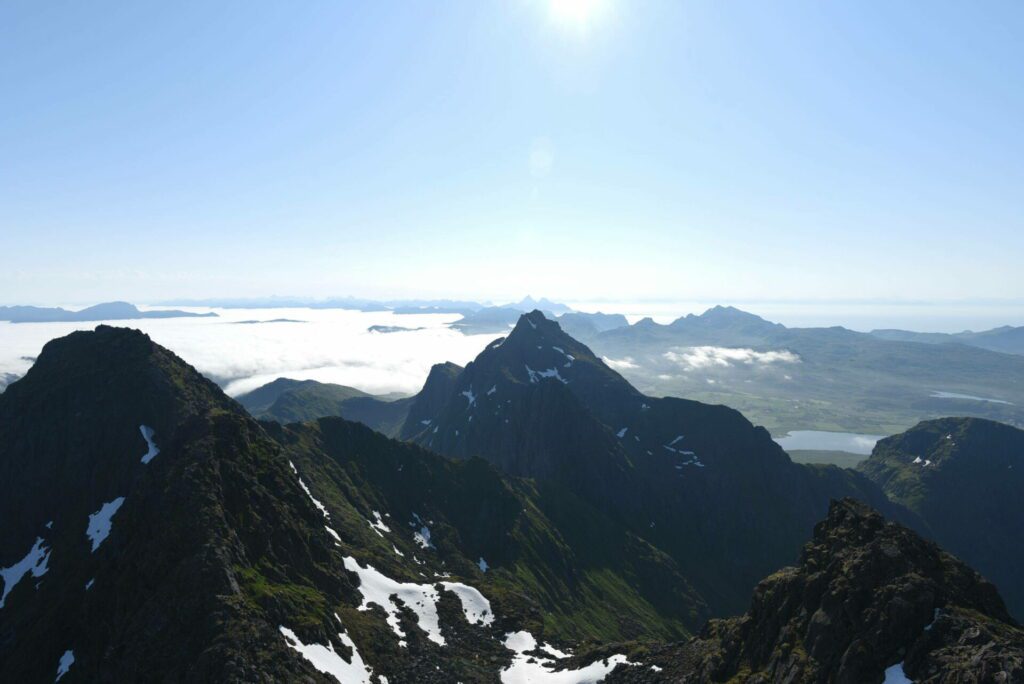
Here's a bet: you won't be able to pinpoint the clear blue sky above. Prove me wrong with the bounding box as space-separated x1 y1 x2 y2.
2 1 1022 305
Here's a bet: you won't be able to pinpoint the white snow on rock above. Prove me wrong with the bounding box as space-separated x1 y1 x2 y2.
368 510 391 537
85 578 95 591
86 497 125 552
0 536 51 608
343 556 444 646
55 649 75 682
668 435 685 446
500 631 632 683
421 419 432 426
883 662 912 684
488 385 498 396
616 428 628 438
525 365 568 385
462 389 477 407
297 476 329 518
542 642 571 659
288 461 341 544
139 425 160 464
280 618 373 684
440 581 494 626
411 513 433 549
478 557 489 572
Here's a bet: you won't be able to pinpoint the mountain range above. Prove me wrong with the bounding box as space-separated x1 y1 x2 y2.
0 301 217 323
871 324 1024 356
2 324 1022 682
558 305 1024 436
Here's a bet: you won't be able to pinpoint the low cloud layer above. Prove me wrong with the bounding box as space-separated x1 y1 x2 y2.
664 346 800 370
0 308 502 397
602 356 640 371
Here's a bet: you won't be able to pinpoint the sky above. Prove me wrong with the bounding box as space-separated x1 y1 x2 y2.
2 0 1023 307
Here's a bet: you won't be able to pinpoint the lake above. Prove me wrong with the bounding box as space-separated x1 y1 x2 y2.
773 430 886 455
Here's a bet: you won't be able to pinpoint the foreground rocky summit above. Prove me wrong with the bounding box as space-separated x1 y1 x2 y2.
609 499 1024 683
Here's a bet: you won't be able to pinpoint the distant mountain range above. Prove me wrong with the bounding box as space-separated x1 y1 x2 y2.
871 324 1024 355
558 305 1024 436
2 324 1020 681
0 301 217 323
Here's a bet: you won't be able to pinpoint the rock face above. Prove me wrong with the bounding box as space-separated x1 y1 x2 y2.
608 499 1024 683
0 327 361 682
0 326 703 682
4 326 1023 683
390 311 916 617
859 417 1024 621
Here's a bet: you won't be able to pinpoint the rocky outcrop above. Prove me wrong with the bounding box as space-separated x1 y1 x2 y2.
609 498 1024 683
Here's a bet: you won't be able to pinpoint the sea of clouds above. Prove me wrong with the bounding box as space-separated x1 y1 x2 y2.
0 307 504 397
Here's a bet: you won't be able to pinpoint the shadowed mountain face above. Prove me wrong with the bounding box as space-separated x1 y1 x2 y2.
0 326 706 682
859 417 1024 621
345 311 916 617
2 326 1021 682
608 499 1024 683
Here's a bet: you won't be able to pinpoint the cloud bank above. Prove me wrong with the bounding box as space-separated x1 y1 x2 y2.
663 346 800 370
0 308 502 397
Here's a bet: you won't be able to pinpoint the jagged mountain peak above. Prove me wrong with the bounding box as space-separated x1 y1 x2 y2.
860 416 1024 620
624 498 1024 683
672 304 780 329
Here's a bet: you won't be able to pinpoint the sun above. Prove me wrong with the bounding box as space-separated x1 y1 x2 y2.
548 0 607 30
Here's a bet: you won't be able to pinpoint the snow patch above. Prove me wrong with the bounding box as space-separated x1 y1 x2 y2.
367 510 391 537
343 557 444 646
139 424 160 464
280 620 373 684
478 557 489 572
440 581 494 625
525 365 568 385
883 662 912 684
55 649 75 682
462 388 477 407
86 497 125 552
616 427 628 438
500 631 632 683
0 536 51 608
411 513 433 549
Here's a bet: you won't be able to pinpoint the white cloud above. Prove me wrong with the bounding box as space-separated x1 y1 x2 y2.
0 308 502 397
663 346 800 370
602 355 639 371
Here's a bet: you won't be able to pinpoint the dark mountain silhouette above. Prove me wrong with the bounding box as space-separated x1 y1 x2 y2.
2 326 1020 681
859 417 1024 621
609 499 1024 683
333 311 918 616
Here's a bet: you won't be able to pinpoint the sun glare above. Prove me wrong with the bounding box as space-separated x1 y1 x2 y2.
548 0 607 31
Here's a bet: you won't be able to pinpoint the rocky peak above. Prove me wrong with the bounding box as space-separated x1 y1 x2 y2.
687 498 1023 683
